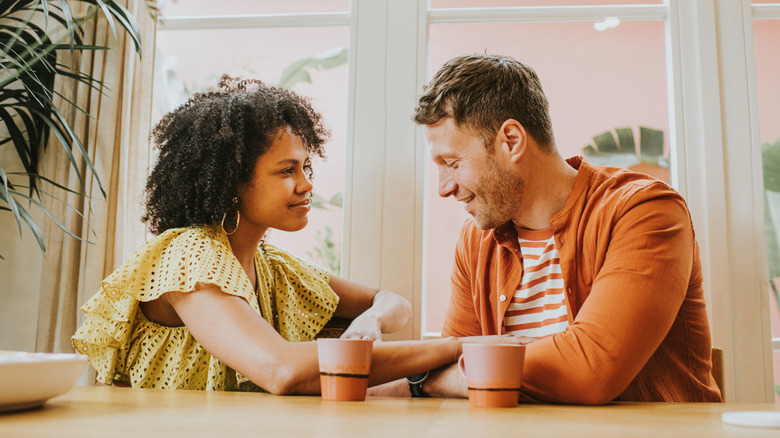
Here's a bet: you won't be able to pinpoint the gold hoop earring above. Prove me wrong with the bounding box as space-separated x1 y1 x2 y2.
221 197 240 235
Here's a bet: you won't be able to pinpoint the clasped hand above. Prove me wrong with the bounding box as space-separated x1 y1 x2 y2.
340 313 382 341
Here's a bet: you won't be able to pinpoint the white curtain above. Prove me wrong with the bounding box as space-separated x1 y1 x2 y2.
35 1 156 355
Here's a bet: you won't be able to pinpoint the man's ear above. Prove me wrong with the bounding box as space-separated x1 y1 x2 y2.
499 119 526 163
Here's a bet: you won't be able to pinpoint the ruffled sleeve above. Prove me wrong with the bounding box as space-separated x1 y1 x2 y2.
72 225 259 386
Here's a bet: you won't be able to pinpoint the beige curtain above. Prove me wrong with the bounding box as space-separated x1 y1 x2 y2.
35 1 156 354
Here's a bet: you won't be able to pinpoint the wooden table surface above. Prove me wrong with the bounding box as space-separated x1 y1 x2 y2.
1 386 779 437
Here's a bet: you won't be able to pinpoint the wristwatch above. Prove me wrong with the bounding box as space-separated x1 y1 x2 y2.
407 371 430 398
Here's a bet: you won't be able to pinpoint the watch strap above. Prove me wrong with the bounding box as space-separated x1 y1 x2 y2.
407 371 430 398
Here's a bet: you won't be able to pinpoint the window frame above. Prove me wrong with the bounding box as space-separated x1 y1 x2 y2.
155 0 777 402
346 0 775 402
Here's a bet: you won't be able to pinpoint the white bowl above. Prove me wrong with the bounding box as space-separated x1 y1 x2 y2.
0 351 88 413
722 411 780 429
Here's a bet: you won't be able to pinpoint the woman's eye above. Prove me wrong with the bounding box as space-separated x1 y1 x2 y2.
445 160 458 169
282 168 294 175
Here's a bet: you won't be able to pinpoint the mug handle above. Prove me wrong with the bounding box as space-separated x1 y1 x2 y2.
457 354 467 379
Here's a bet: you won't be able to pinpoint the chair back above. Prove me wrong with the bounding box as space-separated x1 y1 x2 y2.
711 347 724 400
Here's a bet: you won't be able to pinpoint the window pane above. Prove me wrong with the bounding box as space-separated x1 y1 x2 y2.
430 0 661 8
154 25 349 275
752 17 780 403
159 0 350 17
424 19 668 334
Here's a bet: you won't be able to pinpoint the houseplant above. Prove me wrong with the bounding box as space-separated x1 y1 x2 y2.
583 126 669 182
0 0 142 256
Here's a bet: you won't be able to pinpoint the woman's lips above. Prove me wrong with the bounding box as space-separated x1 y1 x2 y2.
289 199 311 211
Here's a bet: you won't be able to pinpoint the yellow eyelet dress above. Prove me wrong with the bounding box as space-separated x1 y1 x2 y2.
71 225 339 391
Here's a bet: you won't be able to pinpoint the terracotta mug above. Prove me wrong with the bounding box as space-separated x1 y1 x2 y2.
317 338 373 401
458 343 526 407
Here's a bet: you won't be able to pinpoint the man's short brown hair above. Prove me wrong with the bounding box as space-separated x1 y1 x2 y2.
414 54 555 151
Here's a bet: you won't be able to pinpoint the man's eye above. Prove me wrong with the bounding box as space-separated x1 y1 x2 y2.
282 168 294 175
445 160 459 168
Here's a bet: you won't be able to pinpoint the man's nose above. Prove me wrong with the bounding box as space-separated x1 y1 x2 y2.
438 169 456 198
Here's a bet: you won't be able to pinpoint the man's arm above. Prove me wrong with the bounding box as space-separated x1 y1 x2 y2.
368 335 533 397
517 192 696 404
419 335 535 398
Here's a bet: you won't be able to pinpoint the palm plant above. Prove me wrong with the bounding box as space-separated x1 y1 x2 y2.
583 126 668 170
0 0 141 256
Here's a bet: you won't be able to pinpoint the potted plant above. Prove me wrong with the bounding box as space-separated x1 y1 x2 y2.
0 0 142 256
583 126 669 183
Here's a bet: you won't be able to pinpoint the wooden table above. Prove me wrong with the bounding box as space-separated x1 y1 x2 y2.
1 386 778 437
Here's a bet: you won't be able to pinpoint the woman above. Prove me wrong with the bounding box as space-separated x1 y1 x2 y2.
72 76 461 393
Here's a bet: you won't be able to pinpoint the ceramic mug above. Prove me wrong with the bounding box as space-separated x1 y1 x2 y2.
317 338 373 401
458 343 526 407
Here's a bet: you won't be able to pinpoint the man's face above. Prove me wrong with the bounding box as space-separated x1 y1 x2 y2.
426 117 524 230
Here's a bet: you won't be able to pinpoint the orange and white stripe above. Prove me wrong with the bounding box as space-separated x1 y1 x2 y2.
503 228 569 338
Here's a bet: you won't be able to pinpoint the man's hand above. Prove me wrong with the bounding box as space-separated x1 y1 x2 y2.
367 335 535 399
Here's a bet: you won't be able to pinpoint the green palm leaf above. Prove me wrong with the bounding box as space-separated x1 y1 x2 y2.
0 0 143 255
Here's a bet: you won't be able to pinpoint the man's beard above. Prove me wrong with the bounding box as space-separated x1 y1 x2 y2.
470 153 525 230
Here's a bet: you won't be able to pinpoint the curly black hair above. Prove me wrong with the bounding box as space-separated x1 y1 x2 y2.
142 75 330 235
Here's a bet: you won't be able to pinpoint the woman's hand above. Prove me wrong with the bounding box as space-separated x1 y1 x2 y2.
329 276 412 340
457 334 539 345
340 313 382 340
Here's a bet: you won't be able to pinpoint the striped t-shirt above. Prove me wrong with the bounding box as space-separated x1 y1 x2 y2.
503 227 569 337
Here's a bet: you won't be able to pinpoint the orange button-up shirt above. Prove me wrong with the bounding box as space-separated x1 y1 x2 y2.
442 157 722 404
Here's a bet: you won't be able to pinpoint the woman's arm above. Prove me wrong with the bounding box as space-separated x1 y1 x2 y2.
328 275 412 340
165 282 458 395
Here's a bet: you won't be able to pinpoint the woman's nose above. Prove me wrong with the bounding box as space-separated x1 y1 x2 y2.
299 174 314 193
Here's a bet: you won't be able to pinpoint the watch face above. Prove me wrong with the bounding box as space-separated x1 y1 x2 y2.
408 372 429 384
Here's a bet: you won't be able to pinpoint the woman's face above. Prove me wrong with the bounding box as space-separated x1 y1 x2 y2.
236 126 314 237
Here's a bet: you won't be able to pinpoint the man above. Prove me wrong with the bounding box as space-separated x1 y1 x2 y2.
378 54 721 404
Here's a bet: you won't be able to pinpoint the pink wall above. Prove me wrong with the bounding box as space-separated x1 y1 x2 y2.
424 18 668 332
754 19 780 403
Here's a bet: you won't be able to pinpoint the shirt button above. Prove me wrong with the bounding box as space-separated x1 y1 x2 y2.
499 295 507 302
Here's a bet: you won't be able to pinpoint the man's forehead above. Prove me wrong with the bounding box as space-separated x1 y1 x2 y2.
426 120 480 160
